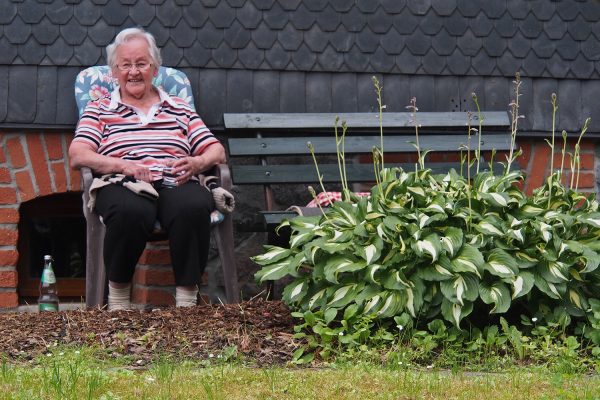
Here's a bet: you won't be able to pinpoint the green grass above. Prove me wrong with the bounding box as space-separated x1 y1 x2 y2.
0 348 598 399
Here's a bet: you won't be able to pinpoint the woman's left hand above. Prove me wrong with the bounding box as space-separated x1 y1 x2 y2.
172 156 205 185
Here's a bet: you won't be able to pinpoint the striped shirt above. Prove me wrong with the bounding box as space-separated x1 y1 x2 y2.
73 86 221 182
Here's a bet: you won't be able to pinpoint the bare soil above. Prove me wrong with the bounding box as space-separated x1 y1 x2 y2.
0 299 298 366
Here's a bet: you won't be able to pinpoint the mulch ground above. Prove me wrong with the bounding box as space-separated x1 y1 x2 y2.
0 299 299 366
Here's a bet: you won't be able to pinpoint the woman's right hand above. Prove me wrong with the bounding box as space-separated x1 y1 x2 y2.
120 160 152 182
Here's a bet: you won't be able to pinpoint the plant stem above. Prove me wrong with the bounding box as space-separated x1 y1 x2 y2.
506 73 522 175
407 97 423 170
373 76 385 167
472 93 484 174
307 141 333 205
548 93 557 208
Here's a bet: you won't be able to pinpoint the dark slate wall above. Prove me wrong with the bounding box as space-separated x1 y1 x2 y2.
0 0 599 134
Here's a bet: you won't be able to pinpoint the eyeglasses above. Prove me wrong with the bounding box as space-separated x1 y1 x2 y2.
116 62 152 72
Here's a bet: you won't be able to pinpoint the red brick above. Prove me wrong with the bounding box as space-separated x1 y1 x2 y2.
15 170 35 202
0 250 18 266
51 162 67 193
0 147 5 163
133 266 175 286
0 188 17 205
552 153 594 171
516 141 532 170
445 151 461 163
579 140 594 151
132 286 175 307
6 137 26 168
139 249 171 265
525 143 551 195
44 133 64 160
0 229 18 246
0 168 11 183
0 291 18 308
69 168 82 191
26 135 52 196
574 172 595 189
0 270 17 287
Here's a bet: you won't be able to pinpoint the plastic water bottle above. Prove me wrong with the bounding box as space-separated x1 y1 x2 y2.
38 255 59 312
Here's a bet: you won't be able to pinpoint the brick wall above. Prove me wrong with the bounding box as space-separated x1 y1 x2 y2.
0 131 185 310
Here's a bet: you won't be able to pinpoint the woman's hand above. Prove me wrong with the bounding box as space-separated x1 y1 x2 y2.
172 156 205 185
120 160 152 182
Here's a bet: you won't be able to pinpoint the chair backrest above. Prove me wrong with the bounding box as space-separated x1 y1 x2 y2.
74 65 195 118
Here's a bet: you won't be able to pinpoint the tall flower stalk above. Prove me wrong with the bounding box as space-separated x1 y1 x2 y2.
471 93 484 174
407 97 424 170
506 73 523 174
373 76 385 167
546 93 558 208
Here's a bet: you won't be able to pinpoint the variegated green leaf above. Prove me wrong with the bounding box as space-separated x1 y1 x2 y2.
479 192 510 207
418 255 455 281
534 277 565 300
306 288 327 309
484 248 518 278
441 298 473 328
324 256 367 283
255 261 294 283
383 270 412 290
577 212 600 228
451 244 484 277
290 231 315 248
510 271 535 299
405 277 425 318
377 291 406 318
440 273 479 305
479 283 511 313
331 202 358 227
283 279 309 303
440 227 463 258
251 246 292 265
476 220 504 236
414 233 442 261
365 264 382 284
327 284 357 308
568 289 589 310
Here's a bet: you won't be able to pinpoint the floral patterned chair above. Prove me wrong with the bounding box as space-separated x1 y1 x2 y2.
74 66 239 307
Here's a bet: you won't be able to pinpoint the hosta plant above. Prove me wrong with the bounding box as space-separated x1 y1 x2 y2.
252 75 600 349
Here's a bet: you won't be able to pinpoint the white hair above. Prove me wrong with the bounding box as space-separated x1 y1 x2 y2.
106 27 162 68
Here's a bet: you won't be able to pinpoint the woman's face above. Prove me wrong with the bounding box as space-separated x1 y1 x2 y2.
112 38 157 101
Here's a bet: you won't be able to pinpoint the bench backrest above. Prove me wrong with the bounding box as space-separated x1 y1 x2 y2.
226 111 511 181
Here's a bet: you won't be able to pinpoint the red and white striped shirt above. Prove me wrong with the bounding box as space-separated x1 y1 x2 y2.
73 87 221 181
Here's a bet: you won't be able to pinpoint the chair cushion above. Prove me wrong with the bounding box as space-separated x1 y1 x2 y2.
74 65 195 117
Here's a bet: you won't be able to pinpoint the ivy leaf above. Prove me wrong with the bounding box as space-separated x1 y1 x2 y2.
479 282 511 313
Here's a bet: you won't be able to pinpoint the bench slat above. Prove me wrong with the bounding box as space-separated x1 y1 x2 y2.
228 133 511 156
231 162 505 184
224 112 510 130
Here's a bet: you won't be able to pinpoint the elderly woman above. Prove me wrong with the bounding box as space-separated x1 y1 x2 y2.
69 27 226 310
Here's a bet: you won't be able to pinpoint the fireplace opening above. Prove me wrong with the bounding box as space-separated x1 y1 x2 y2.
17 192 86 303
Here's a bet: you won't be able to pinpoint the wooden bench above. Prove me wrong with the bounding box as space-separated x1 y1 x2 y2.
224 112 511 239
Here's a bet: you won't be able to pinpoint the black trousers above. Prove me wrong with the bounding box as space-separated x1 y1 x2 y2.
94 181 214 286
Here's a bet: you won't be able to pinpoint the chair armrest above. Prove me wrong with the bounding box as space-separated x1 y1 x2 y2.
213 163 232 191
81 167 94 190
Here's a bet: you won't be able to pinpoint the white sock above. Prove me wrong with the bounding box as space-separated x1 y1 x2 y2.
108 283 131 311
176 286 198 308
